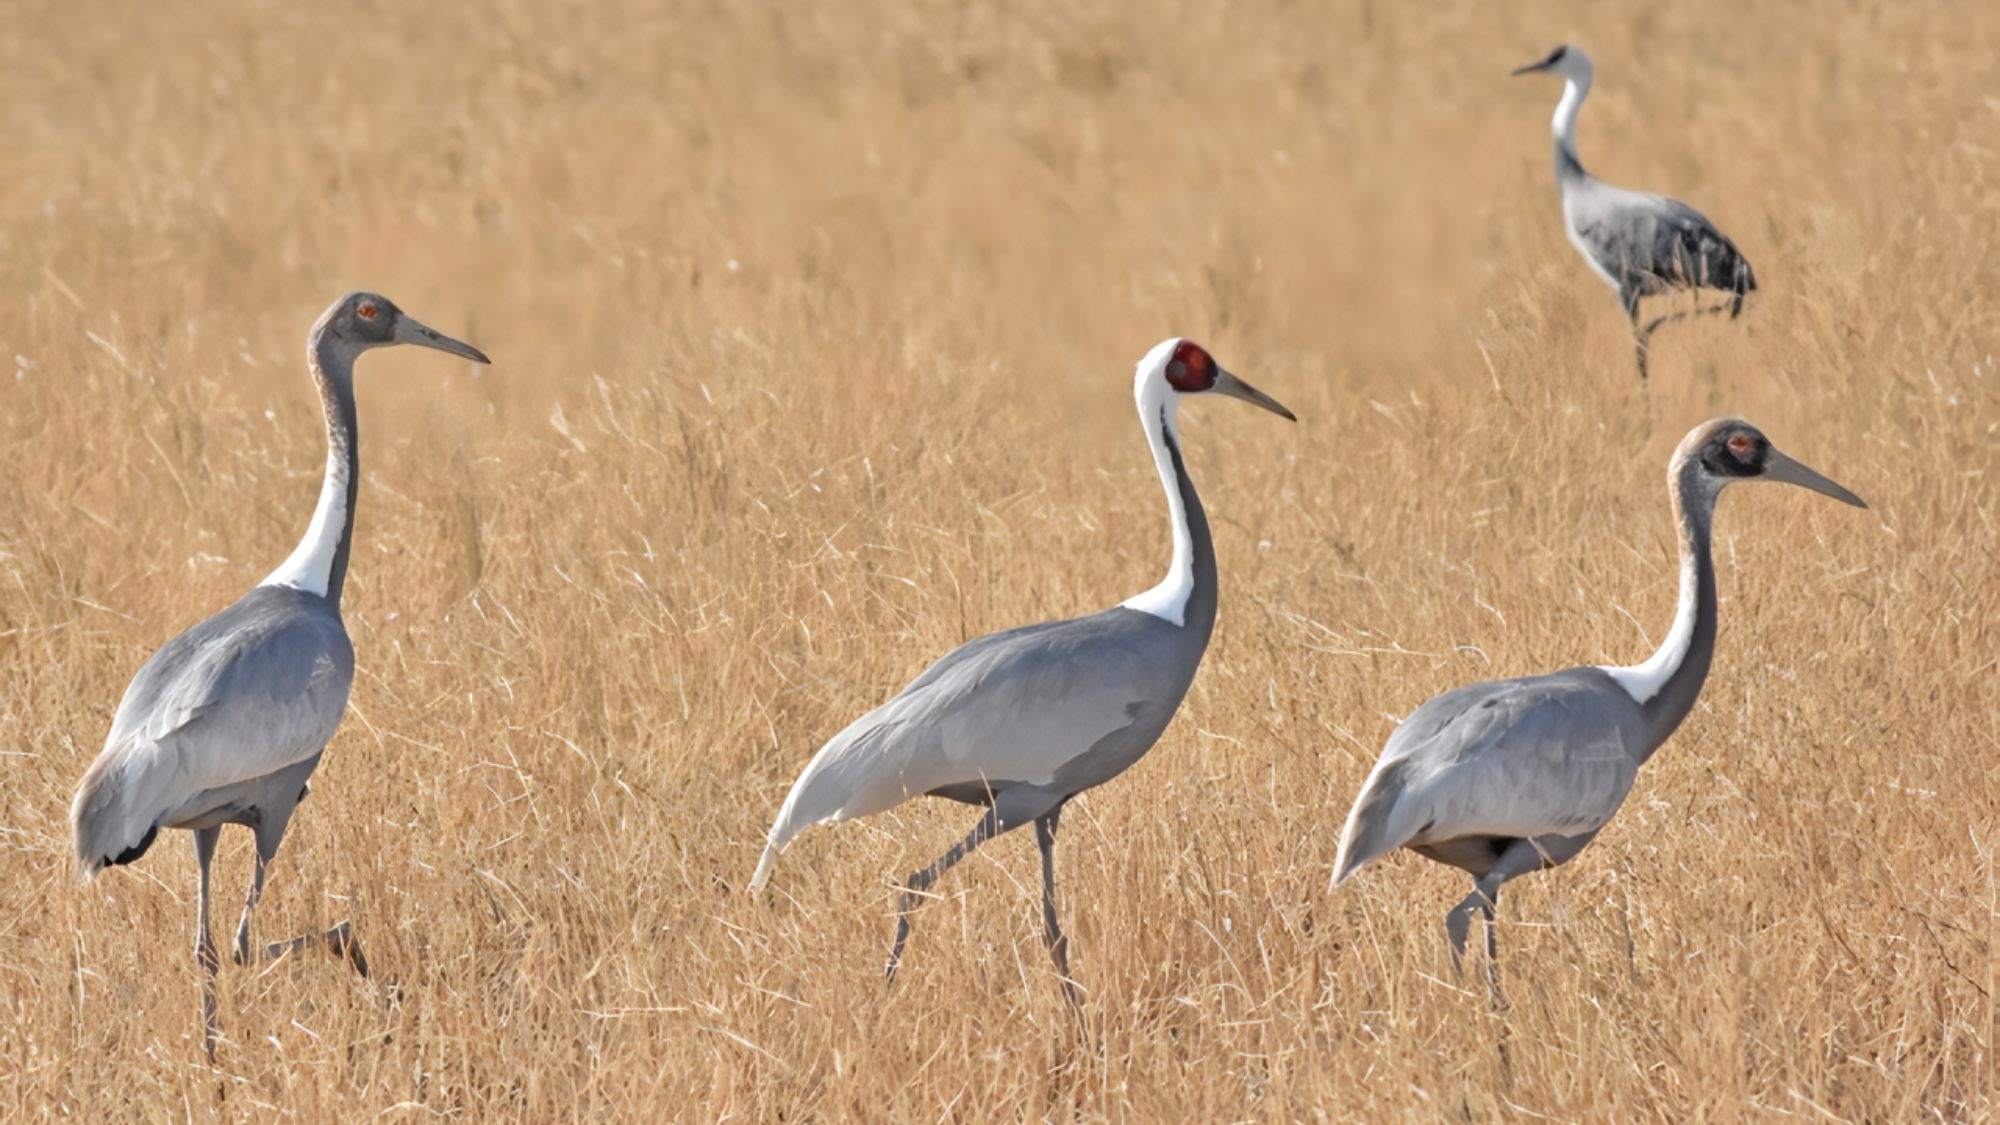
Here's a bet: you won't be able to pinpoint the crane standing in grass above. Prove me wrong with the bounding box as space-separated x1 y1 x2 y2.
1513 45 1758 378
1331 419 1864 977
750 338 1295 997
70 292 489 1057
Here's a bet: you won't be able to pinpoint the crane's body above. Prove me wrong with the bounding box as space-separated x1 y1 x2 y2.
1517 45 1756 377
73 585 351 875
1332 419 1864 973
754 603 1208 848
751 337 1295 992
69 292 488 1057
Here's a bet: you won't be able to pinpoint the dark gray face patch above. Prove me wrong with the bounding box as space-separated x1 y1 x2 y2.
1700 430 1768 478
340 292 400 345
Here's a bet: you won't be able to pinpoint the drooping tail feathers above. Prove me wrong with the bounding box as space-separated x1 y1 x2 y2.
69 744 164 881
748 773 813 895
1330 757 1412 890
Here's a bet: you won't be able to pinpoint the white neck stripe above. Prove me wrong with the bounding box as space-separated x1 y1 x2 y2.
1120 340 1195 626
260 445 348 597
1599 541 1699 704
1601 464 1710 703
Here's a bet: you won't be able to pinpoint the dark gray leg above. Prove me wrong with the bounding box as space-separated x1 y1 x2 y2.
260 922 368 978
1621 286 1650 379
240 813 368 977
886 807 1000 982
1442 837 1559 980
1444 884 1492 978
230 847 268 966
1642 300 1736 338
1034 807 1081 1006
192 827 221 1060
194 828 221 975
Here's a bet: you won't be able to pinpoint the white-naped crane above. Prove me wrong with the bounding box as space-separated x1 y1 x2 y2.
750 338 1296 998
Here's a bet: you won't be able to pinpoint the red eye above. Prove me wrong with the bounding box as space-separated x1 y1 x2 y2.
1166 341 1215 391
1727 434 1755 458
357 303 379 321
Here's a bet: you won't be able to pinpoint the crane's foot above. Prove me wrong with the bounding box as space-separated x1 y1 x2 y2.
261 921 369 978
199 979 219 1063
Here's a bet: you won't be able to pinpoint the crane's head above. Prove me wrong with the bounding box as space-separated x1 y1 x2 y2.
315 292 491 366
1136 338 1296 422
1676 418 1867 508
1510 44 1594 84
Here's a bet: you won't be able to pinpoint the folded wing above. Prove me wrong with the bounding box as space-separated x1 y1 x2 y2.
1333 670 1646 884
750 611 1177 891
71 590 354 877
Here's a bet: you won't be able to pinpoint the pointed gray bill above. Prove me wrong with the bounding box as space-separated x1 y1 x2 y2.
1764 448 1867 509
394 314 491 364
1511 47 1564 77
1211 369 1297 422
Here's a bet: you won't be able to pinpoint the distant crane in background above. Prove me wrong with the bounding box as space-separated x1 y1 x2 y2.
70 292 489 1058
750 338 1295 998
1513 45 1758 378
1330 418 1864 980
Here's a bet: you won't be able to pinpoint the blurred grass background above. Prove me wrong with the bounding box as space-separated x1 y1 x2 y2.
0 0 1994 1117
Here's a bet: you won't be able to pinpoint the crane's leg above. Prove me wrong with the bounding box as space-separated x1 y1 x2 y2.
229 844 268 966
192 827 221 1060
1034 806 1082 1008
1621 286 1650 379
886 807 1000 982
1443 883 1490 979
238 808 369 977
258 922 368 978
1442 838 1563 982
1642 300 1737 338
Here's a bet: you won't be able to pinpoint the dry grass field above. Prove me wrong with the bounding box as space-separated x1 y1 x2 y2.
2 0 1996 1118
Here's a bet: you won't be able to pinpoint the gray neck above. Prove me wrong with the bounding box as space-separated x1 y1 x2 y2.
1636 466 1720 758
318 344 361 606
1159 416 1218 647
261 333 360 606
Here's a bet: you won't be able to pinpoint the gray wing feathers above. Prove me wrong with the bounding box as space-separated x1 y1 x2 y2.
71 593 352 878
1569 183 1753 293
750 615 1172 892
1332 673 1645 884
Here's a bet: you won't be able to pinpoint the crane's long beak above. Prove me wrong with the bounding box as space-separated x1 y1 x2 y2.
1764 448 1867 509
1510 59 1553 77
1210 369 1296 422
394 314 491 364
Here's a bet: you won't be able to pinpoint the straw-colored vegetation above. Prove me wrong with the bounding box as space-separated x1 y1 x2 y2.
2 0 1994 1118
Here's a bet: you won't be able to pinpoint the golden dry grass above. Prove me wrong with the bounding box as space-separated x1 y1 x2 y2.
2 0 1996 1118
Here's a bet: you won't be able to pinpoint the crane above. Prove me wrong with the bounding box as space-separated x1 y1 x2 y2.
1514 45 1758 378
1332 418 1863 977
750 338 1295 996
70 291 489 1056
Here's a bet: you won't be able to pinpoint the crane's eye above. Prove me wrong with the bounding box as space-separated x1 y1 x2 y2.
356 302 379 321
1727 433 1756 460
1166 342 1215 391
